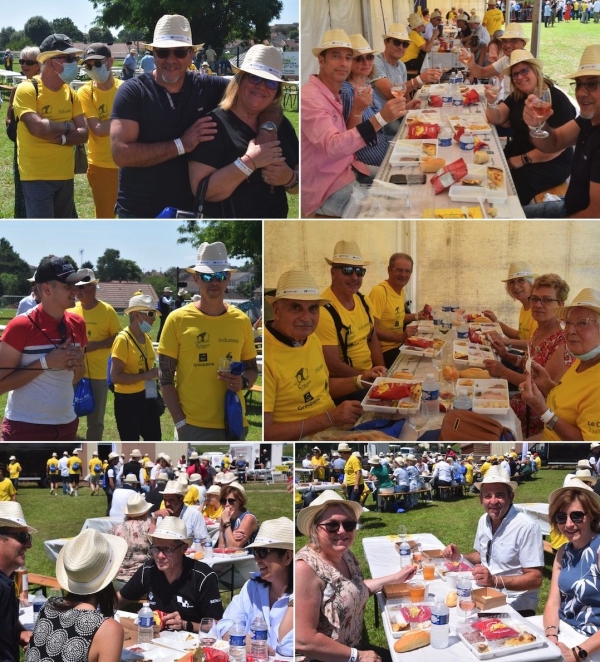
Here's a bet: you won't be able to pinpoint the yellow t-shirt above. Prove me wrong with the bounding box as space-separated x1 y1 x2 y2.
203 502 223 519
369 281 406 354
13 76 84 181
344 455 364 486
311 455 327 480
464 462 474 485
89 457 104 475
77 79 123 168
483 8 504 36
184 484 200 505
535 456 542 470
401 30 426 63
518 306 538 340
111 328 156 394
158 303 256 429
315 287 374 372
543 360 600 441
222 457 231 469
0 478 16 501
8 462 21 479
264 326 335 423
67 455 82 475
480 461 491 476
47 458 60 474
69 300 121 380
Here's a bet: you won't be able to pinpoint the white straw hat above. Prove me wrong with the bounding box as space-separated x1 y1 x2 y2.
265 269 331 306
131 449 142 458
160 480 186 496
74 268 99 286
125 293 160 316
325 240 370 267
0 502 37 533
312 29 360 57
189 473 202 483
123 474 139 485
501 261 537 282
56 530 127 595
297 491 362 536
474 465 518 491
499 23 529 43
574 469 597 486
148 516 192 546
382 23 411 42
566 45 600 79
408 13 425 29
190 451 200 460
206 485 222 496
246 517 294 550
549 477 600 506
555 288 600 321
123 493 153 516
144 14 202 50
337 443 353 452
469 15 482 23
231 44 284 82
186 242 237 275
502 49 542 76
348 34 379 56
368 456 381 465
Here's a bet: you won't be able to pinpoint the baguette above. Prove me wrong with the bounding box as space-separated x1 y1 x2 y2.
459 368 490 379
421 156 446 173
394 630 430 652
393 371 415 380
443 365 460 381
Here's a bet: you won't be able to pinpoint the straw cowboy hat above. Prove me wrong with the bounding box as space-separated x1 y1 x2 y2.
567 45 600 79
501 261 537 282
123 474 140 485
312 29 360 58
348 34 379 56
125 293 160 316
408 13 425 29
555 288 600 321
130 449 142 458
574 469 597 486
265 270 331 306
189 451 200 460
160 480 186 496
75 268 99 286
108 452 119 461
297 491 363 536
246 517 294 550
549 477 600 506
457 13 471 21
231 44 284 82
499 23 529 43
189 473 202 484
468 15 482 23
123 493 153 517
0 502 37 533
325 240 370 267
368 456 381 465
186 242 237 275
430 11 443 19
206 485 222 497
148 516 192 546
474 465 518 491
157 472 169 482
37 33 83 64
337 443 353 453
382 23 411 42
225 481 246 496
144 14 202 50
352 451 362 457
217 472 237 486
56 530 127 595
502 49 542 76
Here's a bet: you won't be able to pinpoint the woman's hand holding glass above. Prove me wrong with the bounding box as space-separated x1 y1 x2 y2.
523 93 554 135
485 77 501 108
244 137 284 169
353 83 373 114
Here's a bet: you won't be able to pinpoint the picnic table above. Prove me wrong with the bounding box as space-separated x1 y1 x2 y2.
295 481 343 494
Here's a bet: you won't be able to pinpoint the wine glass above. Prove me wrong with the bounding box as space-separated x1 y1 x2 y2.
408 402 430 439
391 82 406 98
459 47 471 66
530 87 552 138
459 593 475 622
487 76 501 108
398 524 408 540
199 618 218 645
355 75 368 95
432 352 444 381
439 381 456 412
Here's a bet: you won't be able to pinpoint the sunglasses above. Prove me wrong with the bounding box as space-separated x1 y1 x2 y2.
570 81 600 93
77 283 96 290
142 310 157 318
53 55 79 63
0 531 32 545
511 66 531 80
200 272 228 282
19 59 37 66
335 266 367 277
554 511 586 524
150 543 184 556
154 48 191 59
390 38 408 47
247 73 280 90
354 54 375 63
57 320 69 345
486 539 493 564
250 547 277 559
84 58 108 70
220 497 237 506
318 520 358 533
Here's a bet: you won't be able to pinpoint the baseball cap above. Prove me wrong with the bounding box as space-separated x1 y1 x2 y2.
83 43 111 61
34 256 88 285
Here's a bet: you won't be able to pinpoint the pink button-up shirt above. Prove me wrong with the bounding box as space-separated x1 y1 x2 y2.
301 75 370 216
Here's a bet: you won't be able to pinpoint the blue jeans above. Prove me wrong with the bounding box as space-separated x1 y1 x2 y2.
524 200 566 218
21 179 74 218
314 180 359 217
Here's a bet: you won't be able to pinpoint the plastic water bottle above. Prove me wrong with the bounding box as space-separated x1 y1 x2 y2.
456 70 464 86
459 129 474 151
454 388 473 411
422 373 440 416
249 616 268 662
430 599 450 649
457 574 474 617
192 537 202 552
229 621 247 662
399 538 412 568
137 602 154 644
203 539 214 560
31 591 47 622
452 79 462 107
438 126 452 148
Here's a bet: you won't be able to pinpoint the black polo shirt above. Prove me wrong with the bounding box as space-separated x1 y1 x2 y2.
564 116 600 216
120 557 223 623
0 569 19 662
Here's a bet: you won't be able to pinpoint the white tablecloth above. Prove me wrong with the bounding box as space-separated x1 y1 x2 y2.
514 504 550 536
81 516 121 533
295 482 343 494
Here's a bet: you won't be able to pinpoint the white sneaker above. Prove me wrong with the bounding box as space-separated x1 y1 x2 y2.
362 506 370 512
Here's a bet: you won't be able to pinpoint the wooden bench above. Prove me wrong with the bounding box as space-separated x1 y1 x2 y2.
543 540 556 555
0 83 13 100
434 485 463 501
378 488 432 512
534 181 569 203
244 384 262 406
28 573 61 596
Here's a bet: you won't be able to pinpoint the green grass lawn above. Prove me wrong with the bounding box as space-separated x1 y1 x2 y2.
296 467 570 649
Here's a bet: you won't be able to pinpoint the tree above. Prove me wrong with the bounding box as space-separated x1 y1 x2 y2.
24 16 53 47
93 0 283 51
0 27 16 49
51 18 84 42
117 28 147 43
96 248 142 282
176 220 262 286
88 26 115 44
7 32 27 52
81 260 94 269
0 273 21 297
0 238 33 285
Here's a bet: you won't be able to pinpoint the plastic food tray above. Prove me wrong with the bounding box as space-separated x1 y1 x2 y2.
385 599 435 638
448 165 508 204
453 340 495 367
472 378 510 416
361 377 422 415
447 113 493 134
456 619 545 659
400 336 445 358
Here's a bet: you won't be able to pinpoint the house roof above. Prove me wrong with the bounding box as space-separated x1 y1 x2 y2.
95 282 158 312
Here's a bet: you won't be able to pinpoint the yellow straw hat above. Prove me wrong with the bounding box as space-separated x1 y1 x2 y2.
382 23 411 42
325 239 371 266
348 34 379 56
265 270 331 306
566 45 600 79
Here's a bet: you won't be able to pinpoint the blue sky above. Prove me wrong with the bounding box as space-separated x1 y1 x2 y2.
6 0 298 33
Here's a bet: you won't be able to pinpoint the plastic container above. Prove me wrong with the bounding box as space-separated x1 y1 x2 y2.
203 539 214 560
31 591 47 622
452 83 463 107
459 130 474 151
454 388 473 411
229 620 247 662
249 616 268 662
137 602 154 644
457 324 469 338
399 539 412 568
422 373 440 416
430 599 449 649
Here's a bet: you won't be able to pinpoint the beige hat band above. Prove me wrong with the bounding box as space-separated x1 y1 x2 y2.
320 39 353 49
278 286 321 296
154 529 189 541
334 252 363 261
247 61 282 77
579 63 600 71
66 548 114 594
154 33 192 45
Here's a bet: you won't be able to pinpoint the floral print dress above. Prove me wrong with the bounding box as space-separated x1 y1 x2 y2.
108 518 152 582
297 545 369 654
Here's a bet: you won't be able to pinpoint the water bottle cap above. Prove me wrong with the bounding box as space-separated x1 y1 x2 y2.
143 602 150 607
426 373 434 379
458 389 467 395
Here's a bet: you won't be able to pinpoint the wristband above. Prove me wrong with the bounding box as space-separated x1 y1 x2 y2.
174 138 185 156
60 134 67 145
284 171 298 189
540 409 555 424
349 648 358 662
546 414 560 431
374 112 387 127
234 157 254 176
222 522 231 528
355 374 363 390
40 356 49 370
416 75 424 86
545 625 558 632
175 419 186 430
546 634 559 641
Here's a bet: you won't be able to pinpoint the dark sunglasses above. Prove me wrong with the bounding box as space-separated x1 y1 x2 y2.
511 66 531 80
19 59 37 66
570 81 600 93
554 511 586 524
486 539 493 564
390 38 408 47
250 547 277 559
247 73 279 90
220 497 237 506
57 320 69 344
84 58 108 70
77 283 96 290
154 48 191 59
335 266 367 277
318 520 358 533
354 54 375 63
200 272 228 282
53 55 79 63
1 531 32 545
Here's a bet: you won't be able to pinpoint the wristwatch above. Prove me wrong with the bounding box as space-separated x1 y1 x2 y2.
241 375 250 389
522 152 532 165
186 620 194 633
258 121 277 133
574 646 588 660
546 414 560 431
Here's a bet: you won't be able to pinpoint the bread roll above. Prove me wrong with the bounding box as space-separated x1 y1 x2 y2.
193 550 205 560
393 371 415 380
446 590 457 607
473 315 492 322
394 630 431 652
421 156 446 173
473 150 490 164
459 368 490 379
443 366 460 381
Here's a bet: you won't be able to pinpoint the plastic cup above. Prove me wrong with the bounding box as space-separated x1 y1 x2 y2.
446 571 459 589
423 562 436 581
408 580 427 603
219 357 232 372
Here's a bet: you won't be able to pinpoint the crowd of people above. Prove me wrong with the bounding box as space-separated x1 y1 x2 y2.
4 13 298 219
0 241 259 442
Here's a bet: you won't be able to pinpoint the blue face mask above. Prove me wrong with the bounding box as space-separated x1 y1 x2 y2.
57 61 79 84
88 64 110 84
568 345 600 361
139 320 153 334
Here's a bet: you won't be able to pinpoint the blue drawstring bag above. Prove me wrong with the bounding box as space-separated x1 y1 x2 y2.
225 361 245 440
352 418 405 438
73 377 95 417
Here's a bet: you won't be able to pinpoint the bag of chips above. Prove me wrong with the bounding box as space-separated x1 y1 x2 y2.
407 122 440 139
430 158 469 194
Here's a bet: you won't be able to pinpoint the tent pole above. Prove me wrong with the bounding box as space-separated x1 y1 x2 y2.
530 0 541 57
363 0 374 44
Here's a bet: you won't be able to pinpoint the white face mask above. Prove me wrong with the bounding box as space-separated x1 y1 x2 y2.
88 63 110 84
57 60 79 84
139 319 153 334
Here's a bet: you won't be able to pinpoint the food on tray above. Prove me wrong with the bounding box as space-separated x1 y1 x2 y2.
422 142 437 157
446 590 457 607
461 177 484 187
432 339 445 350
473 315 492 322
370 382 417 401
459 368 491 379
468 124 490 131
193 550 205 560
421 156 446 172
487 166 504 190
394 631 430 653
472 619 520 640
477 643 490 653
506 632 537 646
459 379 474 386
393 371 415 380
152 610 167 628
400 605 432 622
391 621 410 632
405 337 434 349
431 158 468 194
407 122 440 139
443 366 460 381
444 561 472 572
454 351 469 360
473 150 491 164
